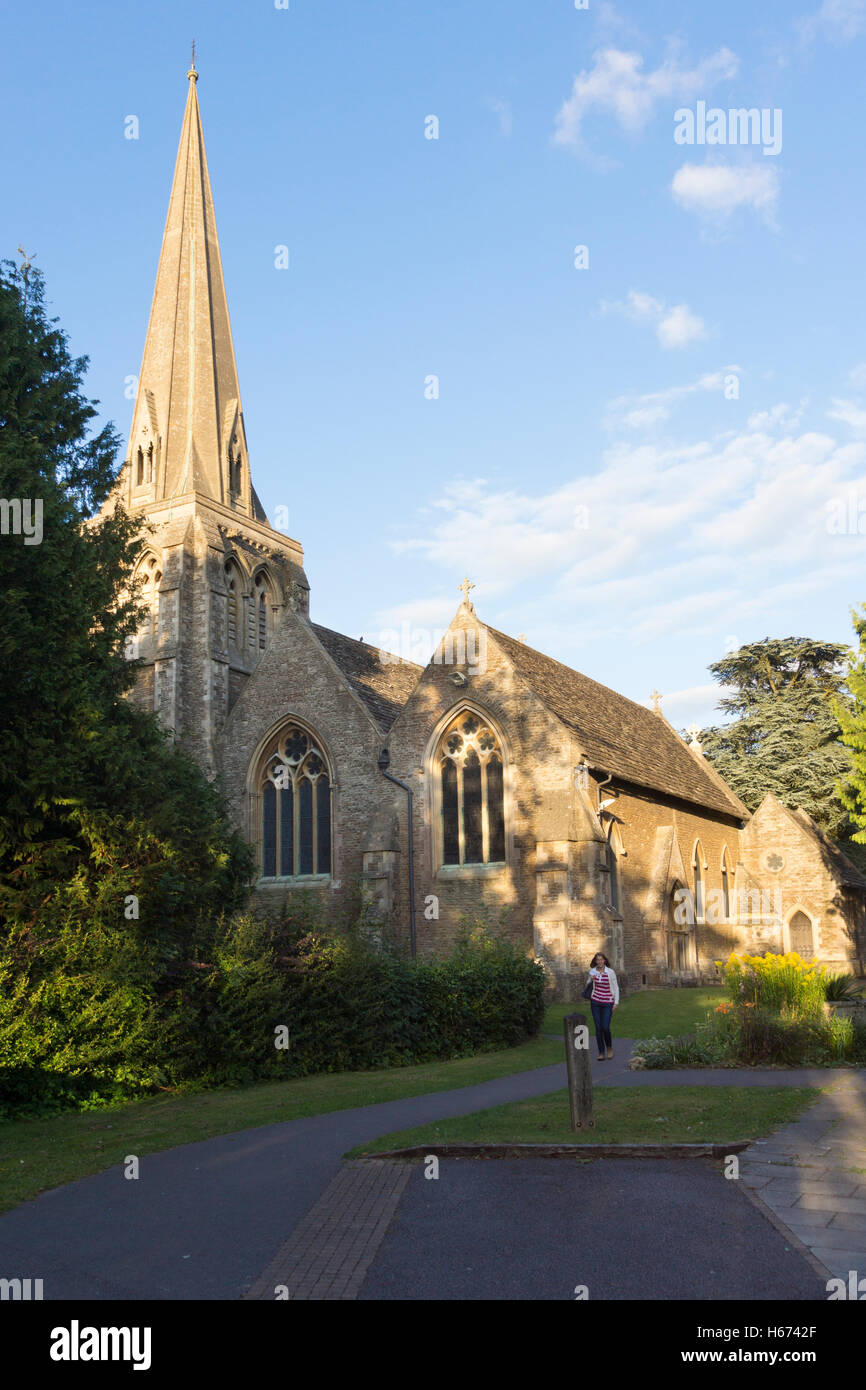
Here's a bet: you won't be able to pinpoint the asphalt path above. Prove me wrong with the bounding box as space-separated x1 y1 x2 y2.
359 1158 827 1301
0 1044 841 1300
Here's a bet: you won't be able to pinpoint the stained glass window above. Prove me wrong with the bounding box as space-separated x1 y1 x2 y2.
437 712 505 866
260 725 331 878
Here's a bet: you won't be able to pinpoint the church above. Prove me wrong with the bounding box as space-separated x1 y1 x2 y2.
108 66 866 998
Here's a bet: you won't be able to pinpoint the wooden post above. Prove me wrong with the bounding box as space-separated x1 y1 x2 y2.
563 1011 594 1130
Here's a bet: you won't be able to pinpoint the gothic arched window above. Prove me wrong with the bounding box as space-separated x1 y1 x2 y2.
253 572 271 651
224 560 243 651
146 442 154 484
135 446 144 487
137 554 161 642
606 823 623 914
228 438 242 498
721 847 733 921
259 724 331 878
437 711 505 866
693 840 706 924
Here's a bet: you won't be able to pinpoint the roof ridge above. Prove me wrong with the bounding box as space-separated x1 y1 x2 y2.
310 621 424 671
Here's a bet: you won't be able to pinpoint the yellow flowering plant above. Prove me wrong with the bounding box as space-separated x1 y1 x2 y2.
721 951 827 1019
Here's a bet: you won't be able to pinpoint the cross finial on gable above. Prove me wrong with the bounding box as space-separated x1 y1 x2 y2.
518 633 526 643
458 576 475 606
650 689 662 712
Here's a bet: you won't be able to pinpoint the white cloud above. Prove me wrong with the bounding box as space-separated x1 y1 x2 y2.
390 414 866 649
657 304 708 349
828 398 866 431
671 161 780 225
747 399 809 432
553 46 739 154
594 2 643 41
649 683 737 733
798 0 866 45
601 290 708 349
624 290 664 318
848 362 866 389
606 369 741 431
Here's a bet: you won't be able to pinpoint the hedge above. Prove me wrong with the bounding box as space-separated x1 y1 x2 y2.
0 910 545 1117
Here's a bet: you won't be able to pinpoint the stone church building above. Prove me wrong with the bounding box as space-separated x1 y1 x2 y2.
107 67 866 996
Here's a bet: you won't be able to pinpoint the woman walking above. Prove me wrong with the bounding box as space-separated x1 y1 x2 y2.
586 952 619 1061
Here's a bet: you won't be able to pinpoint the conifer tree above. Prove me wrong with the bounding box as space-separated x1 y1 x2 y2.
698 637 855 842
0 257 251 946
833 606 866 846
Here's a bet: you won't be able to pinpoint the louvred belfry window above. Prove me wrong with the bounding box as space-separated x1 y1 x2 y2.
438 712 505 866
253 572 270 650
260 725 331 878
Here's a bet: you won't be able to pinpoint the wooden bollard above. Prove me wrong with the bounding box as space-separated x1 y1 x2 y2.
563 1011 594 1130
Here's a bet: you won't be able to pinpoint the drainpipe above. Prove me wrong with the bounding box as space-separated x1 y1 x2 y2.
377 748 417 959
596 770 614 817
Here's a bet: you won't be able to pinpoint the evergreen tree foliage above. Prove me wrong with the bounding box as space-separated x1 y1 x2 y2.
833 606 866 847
0 256 251 951
698 637 855 842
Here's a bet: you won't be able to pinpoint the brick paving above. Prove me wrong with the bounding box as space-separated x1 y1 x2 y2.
738 1072 866 1283
243 1159 412 1300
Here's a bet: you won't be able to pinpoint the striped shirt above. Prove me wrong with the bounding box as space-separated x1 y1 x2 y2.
588 967 618 1004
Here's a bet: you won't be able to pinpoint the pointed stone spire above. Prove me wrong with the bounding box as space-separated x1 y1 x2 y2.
125 63 261 518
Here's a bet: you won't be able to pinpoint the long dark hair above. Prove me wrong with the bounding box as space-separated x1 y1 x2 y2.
591 951 611 970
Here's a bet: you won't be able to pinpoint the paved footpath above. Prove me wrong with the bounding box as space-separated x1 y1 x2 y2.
737 1072 866 1283
0 1043 860 1299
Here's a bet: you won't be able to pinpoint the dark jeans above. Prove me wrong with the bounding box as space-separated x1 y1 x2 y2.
591 1000 613 1054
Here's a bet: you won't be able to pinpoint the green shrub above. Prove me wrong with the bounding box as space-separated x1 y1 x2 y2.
631 1029 721 1068
0 911 545 1117
728 1007 825 1065
824 972 863 1002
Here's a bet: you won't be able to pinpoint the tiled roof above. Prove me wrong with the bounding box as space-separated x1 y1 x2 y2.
311 624 421 732
791 808 866 889
486 624 747 819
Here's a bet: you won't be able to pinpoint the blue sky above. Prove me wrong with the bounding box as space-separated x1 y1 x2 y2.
4 0 866 729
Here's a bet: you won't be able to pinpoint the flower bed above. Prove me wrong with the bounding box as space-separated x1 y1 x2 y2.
632 952 866 1069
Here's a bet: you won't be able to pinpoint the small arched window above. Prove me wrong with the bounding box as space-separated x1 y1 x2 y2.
693 841 705 924
146 442 154 484
224 560 243 650
135 446 144 487
721 847 733 921
606 823 623 914
228 439 242 497
253 572 271 651
437 711 505 866
259 724 331 878
136 554 161 642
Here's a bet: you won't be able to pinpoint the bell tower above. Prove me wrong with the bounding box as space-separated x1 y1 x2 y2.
113 62 309 775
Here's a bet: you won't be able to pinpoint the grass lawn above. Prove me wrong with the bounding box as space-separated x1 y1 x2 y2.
347 1084 821 1155
0 1034 564 1215
0 987 729 1214
543 986 724 1039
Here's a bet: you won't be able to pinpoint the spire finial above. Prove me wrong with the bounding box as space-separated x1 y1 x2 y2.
188 40 198 82
458 576 476 607
650 689 662 713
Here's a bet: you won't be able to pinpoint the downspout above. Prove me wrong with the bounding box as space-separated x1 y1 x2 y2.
596 770 613 817
377 748 417 959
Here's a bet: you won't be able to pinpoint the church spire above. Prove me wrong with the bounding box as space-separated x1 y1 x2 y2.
125 62 261 518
